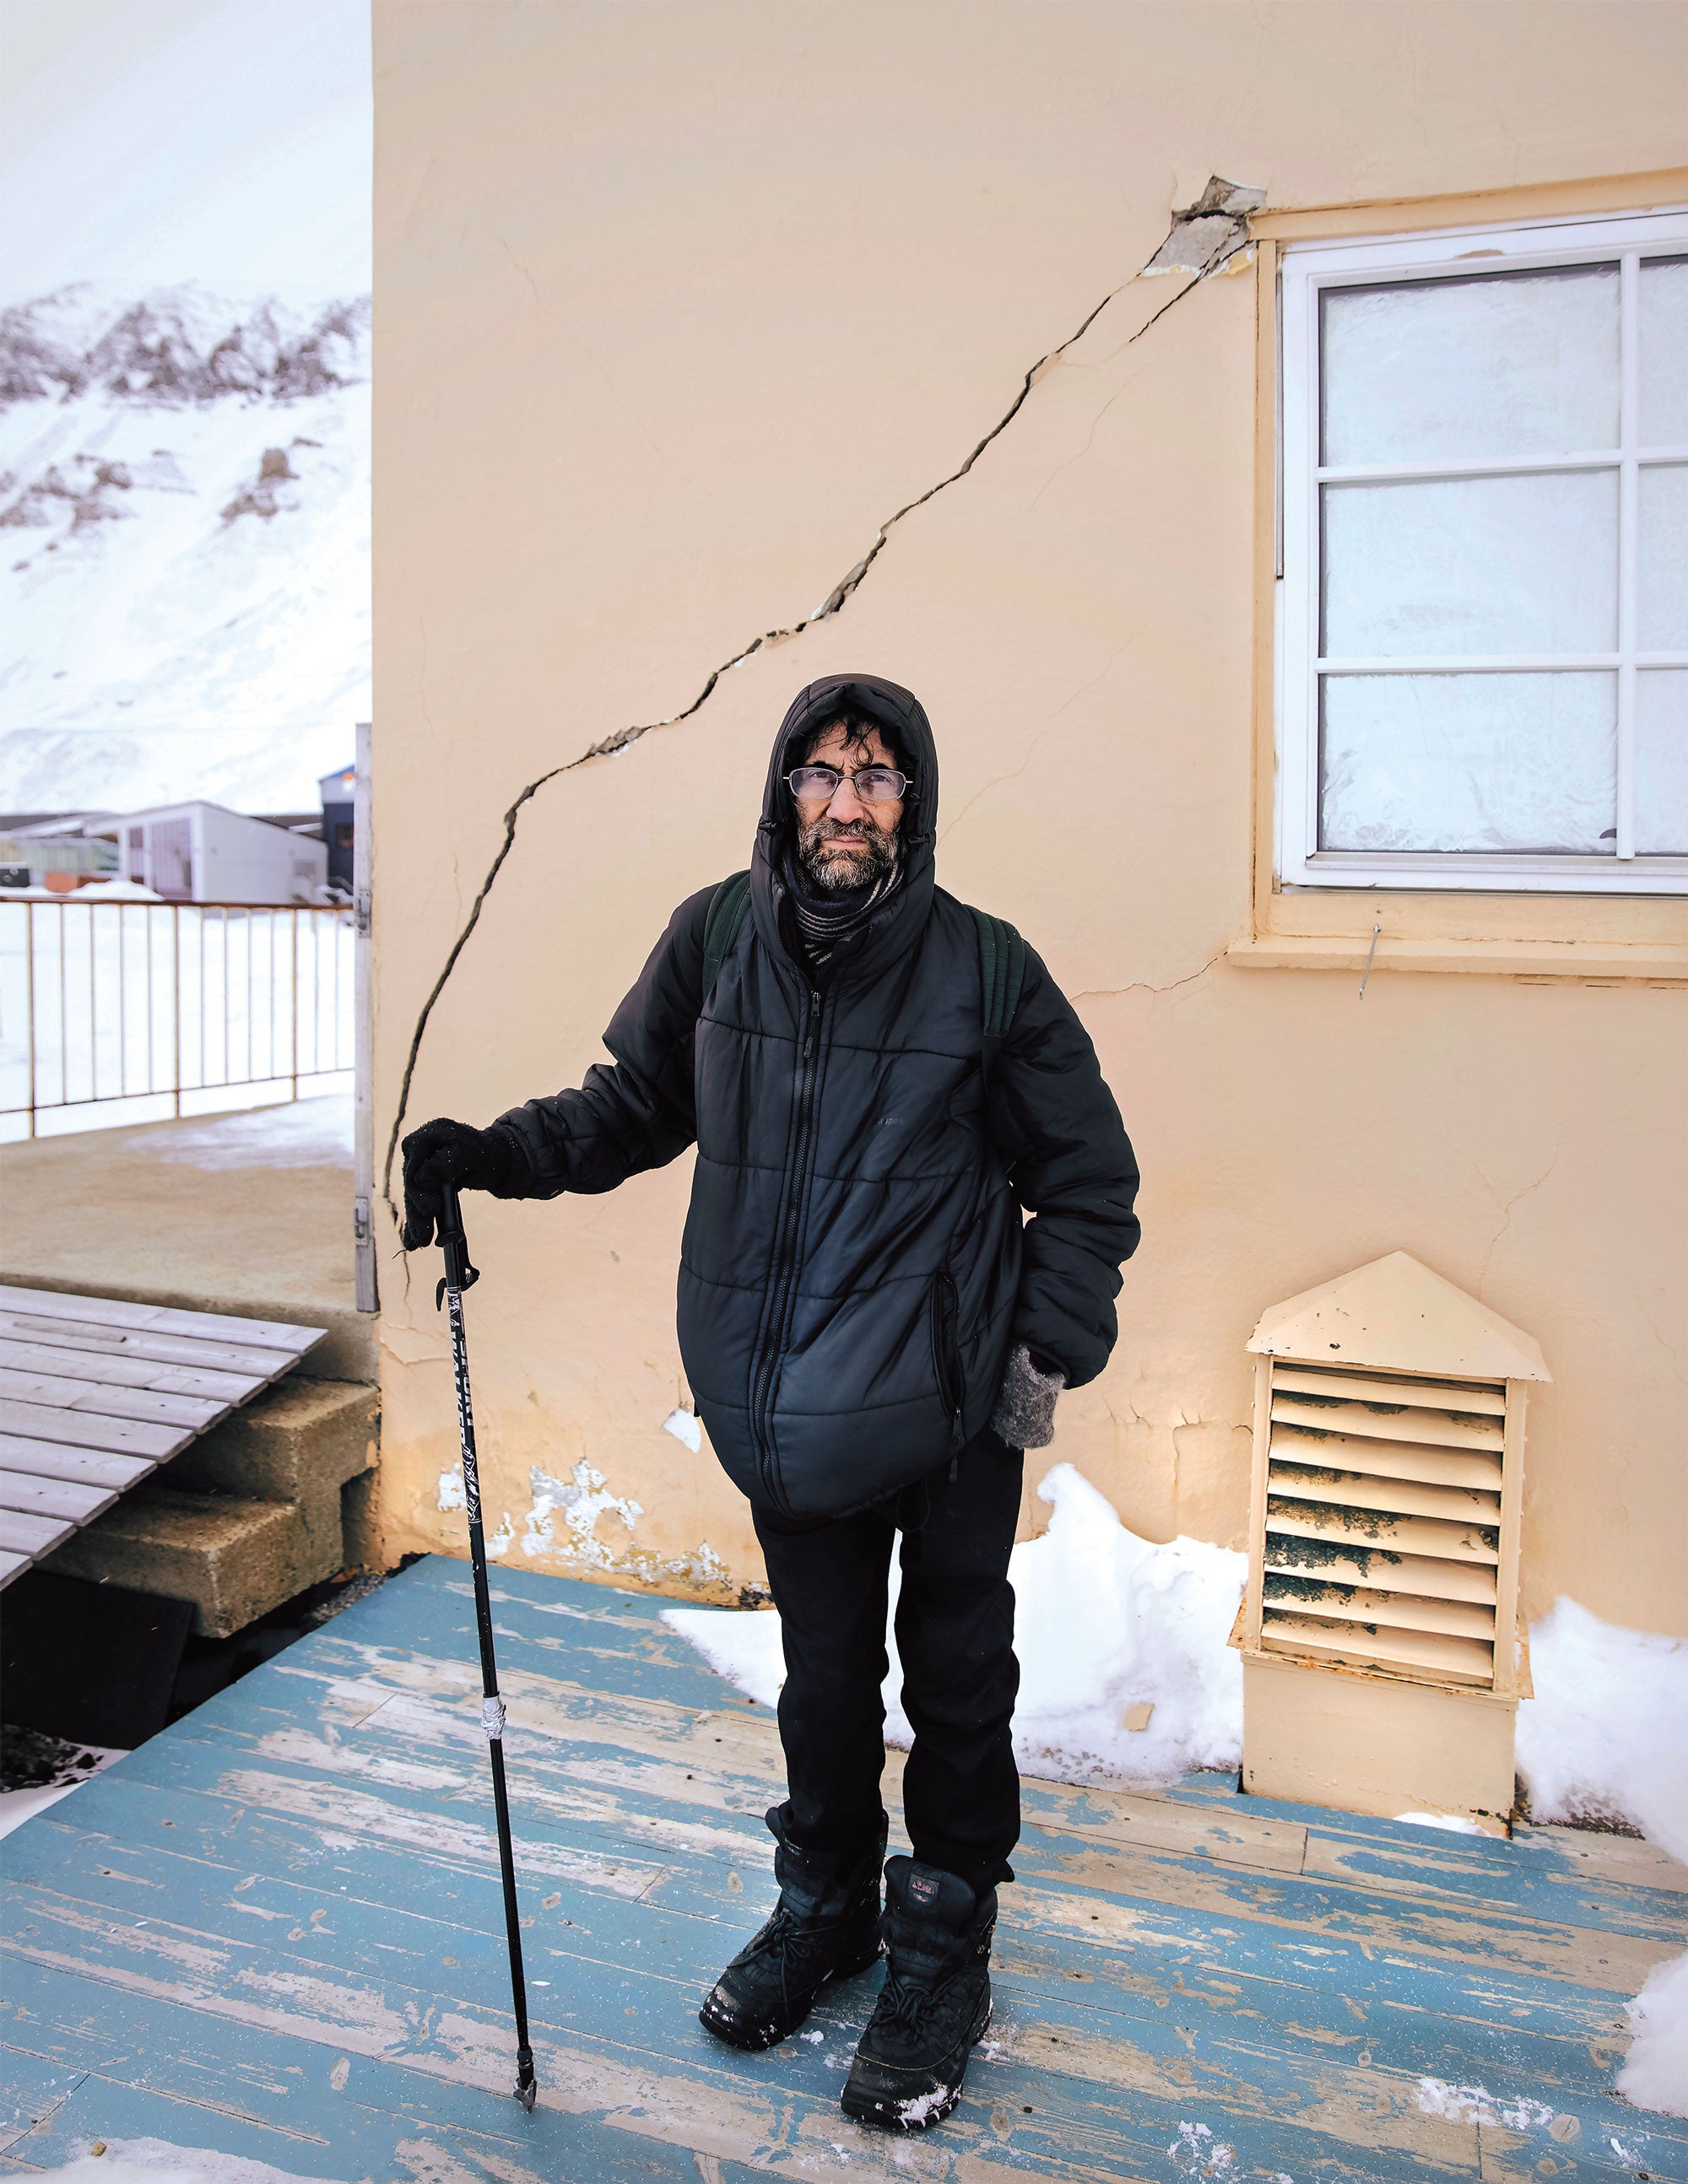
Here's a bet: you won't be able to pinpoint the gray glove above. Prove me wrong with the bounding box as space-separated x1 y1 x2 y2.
990 1342 1065 1451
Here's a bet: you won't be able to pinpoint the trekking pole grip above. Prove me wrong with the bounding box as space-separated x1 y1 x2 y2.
436 1181 479 1299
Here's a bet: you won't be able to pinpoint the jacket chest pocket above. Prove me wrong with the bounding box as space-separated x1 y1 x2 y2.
944 1063 985 1123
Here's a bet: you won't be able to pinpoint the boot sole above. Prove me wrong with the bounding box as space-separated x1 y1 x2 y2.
698 1943 884 2053
840 1994 992 2131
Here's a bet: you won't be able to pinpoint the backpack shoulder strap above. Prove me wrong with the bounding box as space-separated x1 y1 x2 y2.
701 870 752 1004
970 905 1026 1082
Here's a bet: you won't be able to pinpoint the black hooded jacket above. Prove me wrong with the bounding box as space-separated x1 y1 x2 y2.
495 674 1140 1519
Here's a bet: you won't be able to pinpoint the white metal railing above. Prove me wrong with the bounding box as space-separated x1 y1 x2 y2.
0 900 355 1139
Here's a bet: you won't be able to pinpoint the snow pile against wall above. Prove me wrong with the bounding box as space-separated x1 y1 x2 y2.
1010 1464 1244 1781
1620 1958 1688 2122
1518 1598 1688 1842
664 1462 1246 1787
1518 1597 1688 2119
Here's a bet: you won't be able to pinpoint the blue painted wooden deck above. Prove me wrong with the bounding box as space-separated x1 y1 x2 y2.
2 1555 1684 2182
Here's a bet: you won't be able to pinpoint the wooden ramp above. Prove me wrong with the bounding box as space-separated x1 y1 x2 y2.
0 1284 325 1589
2 1559 1685 2182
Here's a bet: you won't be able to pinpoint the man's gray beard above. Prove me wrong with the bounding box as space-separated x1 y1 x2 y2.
798 818 899 895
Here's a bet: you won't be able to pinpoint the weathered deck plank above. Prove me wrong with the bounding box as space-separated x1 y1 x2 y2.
7 1762 1638 2099
245 1631 1688 1951
110 1689 1683 2008
1 1556 1680 2181
0 1284 327 1589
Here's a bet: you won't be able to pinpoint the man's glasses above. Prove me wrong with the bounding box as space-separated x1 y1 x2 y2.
786 765 910 805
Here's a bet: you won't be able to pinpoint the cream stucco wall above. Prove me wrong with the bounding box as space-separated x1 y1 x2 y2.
371 3 1688 1635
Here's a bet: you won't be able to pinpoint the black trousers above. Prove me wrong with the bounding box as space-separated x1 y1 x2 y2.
751 1429 1024 1895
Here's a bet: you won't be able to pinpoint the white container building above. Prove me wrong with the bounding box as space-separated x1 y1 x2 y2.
103 803 328 905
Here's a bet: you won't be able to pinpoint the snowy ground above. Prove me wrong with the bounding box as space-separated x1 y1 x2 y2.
1517 1597 1688 2117
10 2149 338 2184
128 1088 354 1169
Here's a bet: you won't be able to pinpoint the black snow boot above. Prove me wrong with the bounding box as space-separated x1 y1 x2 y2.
698 1805 886 2052
841 1856 995 2130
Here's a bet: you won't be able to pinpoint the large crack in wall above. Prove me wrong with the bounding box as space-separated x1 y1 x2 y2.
381 181 1262 1211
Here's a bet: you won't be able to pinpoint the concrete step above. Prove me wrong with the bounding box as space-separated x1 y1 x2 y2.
43 1377 378 1639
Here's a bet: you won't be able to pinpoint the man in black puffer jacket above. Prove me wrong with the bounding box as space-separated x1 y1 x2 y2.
403 672 1139 2132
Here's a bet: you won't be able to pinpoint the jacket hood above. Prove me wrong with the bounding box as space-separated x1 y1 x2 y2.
751 673 939 982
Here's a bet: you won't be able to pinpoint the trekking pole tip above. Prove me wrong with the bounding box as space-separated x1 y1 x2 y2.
515 2046 538 2111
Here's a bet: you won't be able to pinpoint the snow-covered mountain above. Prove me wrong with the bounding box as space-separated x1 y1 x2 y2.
0 284 370 814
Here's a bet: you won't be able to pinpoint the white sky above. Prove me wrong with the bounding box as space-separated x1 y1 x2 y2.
0 0 371 306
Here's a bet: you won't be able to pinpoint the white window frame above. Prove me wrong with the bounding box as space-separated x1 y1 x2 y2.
1278 207 1688 895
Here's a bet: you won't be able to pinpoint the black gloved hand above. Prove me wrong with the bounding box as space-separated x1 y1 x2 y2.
400 1117 515 1251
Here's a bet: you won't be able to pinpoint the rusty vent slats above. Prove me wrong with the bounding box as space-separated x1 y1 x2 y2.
1265 1499 1499 1565
1252 1356 1522 1695
1261 1575 1496 1640
1261 1539 1499 1605
1267 1423 1501 1490
1268 1462 1500 1527
1259 1611 1495 1685
1269 1393 1503 1452
1270 1364 1507 1416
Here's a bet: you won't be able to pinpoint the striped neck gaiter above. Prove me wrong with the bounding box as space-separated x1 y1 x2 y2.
777 834 904 970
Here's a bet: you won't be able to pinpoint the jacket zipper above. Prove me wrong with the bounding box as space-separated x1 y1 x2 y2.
933 1269 966 1455
750 984 825 1506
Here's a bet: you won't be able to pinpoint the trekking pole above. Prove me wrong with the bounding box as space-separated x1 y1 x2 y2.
436 1181 538 2111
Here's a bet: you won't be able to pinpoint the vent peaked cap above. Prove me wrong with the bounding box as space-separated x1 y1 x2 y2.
1247 1251 1550 1381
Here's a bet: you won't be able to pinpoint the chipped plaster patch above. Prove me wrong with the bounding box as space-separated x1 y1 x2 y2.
520 1459 644 1563
441 1454 730 1593
663 1405 702 1451
668 1540 728 1585
1144 176 1265 275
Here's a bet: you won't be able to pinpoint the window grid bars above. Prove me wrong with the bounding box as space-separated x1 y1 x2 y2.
1618 251 1640 860
1315 444 1688 484
1279 209 1688 890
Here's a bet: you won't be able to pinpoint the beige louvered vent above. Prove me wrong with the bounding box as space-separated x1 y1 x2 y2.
1242 1253 1549 1702
1258 1358 1512 1688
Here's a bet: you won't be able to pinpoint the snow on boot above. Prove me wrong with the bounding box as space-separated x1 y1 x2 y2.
841 1856 994 2130
698 1806 885 2052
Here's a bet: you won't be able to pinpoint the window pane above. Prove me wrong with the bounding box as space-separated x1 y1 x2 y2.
1323 471 1618 657
1320 673 1616 852
1639 464 1688 651
1636 670 1688 854
1321 265 1620 466
1638 257 1688 447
